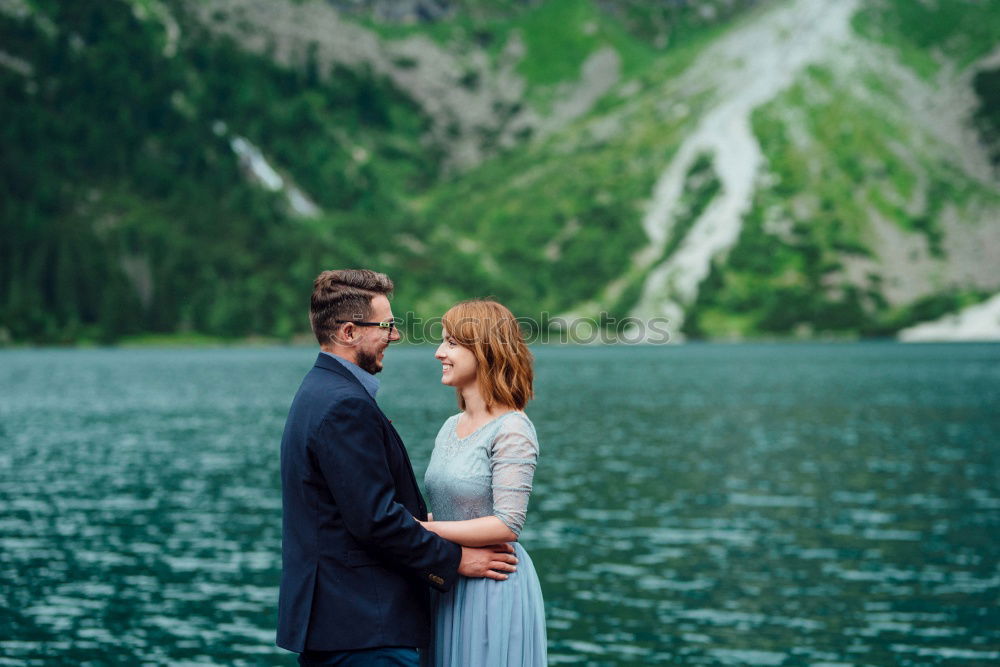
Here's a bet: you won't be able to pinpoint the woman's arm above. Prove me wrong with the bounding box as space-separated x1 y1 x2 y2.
418 415 538 548
419 516 517 547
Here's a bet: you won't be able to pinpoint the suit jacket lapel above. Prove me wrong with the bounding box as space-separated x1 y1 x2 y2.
315 353 425 507
375 404 424 505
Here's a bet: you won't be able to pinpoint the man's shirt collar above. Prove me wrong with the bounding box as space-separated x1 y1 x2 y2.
321 351 380 399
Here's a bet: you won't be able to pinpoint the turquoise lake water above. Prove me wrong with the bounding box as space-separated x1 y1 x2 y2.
1 343 998 665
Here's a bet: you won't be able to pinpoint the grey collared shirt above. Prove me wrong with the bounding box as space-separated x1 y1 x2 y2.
322 351 380 399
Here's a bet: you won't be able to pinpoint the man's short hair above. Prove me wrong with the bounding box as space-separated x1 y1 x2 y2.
311 269 394 345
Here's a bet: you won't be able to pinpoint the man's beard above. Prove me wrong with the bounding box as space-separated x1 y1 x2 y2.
356 348 382 375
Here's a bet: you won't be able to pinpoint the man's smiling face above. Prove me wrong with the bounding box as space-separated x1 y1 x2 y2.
353 294 400 374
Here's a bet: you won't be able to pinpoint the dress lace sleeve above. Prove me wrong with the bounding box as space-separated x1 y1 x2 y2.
489 414 539 537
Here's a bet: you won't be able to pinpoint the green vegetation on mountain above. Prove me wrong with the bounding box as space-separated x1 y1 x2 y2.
851 0 1000 177
1 0 997 344
686 59 1000 339
661 153 721 264
396 91 698 320
1 1 438 343
853 0 1000 77
974 66 1000 167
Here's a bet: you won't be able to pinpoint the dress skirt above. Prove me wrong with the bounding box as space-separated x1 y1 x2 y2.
426 542 547 666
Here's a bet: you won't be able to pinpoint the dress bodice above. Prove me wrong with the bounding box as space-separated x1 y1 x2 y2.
424 411 539 536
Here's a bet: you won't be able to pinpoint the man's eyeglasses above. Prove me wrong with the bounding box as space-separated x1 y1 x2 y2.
335 319 399 332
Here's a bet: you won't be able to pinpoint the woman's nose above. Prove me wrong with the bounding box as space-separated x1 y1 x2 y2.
434 343 446 359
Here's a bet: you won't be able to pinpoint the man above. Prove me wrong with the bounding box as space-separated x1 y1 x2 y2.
277 269 517 666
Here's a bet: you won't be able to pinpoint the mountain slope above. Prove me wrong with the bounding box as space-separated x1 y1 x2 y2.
0 0 441 342
1 0 998 343
679 0 1000 339
393 0 1000 339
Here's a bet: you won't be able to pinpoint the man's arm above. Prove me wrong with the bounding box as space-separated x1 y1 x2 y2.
419 418 535 549
314 397 515 588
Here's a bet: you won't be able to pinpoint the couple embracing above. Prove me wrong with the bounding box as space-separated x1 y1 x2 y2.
276 269 547 666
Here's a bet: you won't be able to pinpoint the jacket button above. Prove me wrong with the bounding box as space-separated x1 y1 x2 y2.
429 574 444 585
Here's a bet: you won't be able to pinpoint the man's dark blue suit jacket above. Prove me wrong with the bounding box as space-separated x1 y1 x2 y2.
276 353 462 653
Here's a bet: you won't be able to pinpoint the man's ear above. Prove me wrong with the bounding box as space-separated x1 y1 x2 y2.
340 324 361 346
330 324 353 346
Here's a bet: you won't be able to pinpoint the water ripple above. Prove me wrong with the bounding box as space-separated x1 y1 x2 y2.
1 343 998 663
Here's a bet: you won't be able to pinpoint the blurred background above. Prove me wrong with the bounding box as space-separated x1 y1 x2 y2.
2 1 1000 665
1 0 998 345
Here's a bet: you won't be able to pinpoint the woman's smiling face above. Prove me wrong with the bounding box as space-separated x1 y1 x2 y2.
435 328 478 389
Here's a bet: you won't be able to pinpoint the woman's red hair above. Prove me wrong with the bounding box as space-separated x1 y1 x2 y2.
441 299 534 411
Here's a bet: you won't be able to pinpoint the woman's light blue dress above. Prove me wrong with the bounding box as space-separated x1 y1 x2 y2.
424 411 547 667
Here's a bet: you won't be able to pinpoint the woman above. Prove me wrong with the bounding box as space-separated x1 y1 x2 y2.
419 299 547 666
